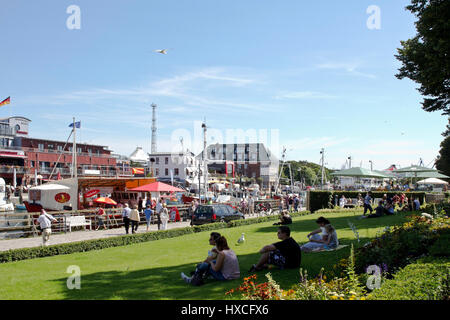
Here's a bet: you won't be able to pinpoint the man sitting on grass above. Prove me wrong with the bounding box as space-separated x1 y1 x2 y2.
249 226 301 272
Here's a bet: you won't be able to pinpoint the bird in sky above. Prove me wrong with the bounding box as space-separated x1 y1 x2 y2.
154 49 168 54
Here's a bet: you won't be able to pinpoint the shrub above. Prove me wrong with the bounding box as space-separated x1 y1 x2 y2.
367 258 450 300
227 244 367 300
309 191 427 213
330 214 450 278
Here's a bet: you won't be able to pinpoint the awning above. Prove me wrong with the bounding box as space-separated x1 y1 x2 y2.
0 151 27 159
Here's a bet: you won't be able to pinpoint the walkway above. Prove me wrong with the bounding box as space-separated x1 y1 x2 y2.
0 221 192 252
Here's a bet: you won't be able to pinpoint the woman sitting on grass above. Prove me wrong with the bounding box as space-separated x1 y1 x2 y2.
301 224 339 252
182 236 240 284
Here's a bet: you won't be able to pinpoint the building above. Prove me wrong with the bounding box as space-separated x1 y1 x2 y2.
197 143 279 189
147 151 203 187
0 116 131 186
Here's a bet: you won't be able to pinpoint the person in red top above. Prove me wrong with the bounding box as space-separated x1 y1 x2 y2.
95 205 107 230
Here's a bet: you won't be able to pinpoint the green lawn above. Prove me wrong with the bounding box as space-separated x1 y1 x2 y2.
0 211 410 300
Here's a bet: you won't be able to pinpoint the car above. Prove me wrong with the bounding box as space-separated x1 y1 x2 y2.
191 204 245 225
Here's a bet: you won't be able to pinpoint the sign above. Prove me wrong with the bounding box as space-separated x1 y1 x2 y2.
84 189 100 198
55 192 71 203
84 169 100 175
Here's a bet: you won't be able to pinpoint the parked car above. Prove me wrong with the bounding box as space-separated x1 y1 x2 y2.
191 204 245 225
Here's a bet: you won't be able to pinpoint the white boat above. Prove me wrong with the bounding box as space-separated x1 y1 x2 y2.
0 178 14 212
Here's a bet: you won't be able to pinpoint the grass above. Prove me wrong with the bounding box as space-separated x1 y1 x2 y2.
0 210 410 300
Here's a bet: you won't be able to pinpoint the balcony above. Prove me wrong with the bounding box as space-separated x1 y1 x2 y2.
21 147 113 159
0 166 29 174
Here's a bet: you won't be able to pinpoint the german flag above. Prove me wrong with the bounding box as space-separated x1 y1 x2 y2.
132 168 145 175
0 96 10 107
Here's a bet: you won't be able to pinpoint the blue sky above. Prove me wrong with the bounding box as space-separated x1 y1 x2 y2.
1 0 447 170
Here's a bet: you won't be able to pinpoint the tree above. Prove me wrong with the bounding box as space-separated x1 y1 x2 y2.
435 136 450 177
395 0 450 114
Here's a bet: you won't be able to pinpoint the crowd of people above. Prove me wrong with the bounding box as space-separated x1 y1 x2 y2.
180 215 340 286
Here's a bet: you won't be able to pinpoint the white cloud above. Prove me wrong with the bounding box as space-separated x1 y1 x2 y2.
274 91 337 100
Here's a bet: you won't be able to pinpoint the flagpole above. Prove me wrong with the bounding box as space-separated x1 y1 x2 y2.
73 117 77 179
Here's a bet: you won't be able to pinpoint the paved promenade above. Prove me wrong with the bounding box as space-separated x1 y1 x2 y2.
0 221 192 252
0 210 291 252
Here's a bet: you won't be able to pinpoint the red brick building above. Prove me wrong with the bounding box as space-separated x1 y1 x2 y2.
0 116 130 186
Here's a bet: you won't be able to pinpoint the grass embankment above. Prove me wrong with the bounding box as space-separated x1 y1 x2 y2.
0 211 410 300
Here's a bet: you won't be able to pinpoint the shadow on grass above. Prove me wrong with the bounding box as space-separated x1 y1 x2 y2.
51 212 410 300
254 212 411 235
53 244 366 301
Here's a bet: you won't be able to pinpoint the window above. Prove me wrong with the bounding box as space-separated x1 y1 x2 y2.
155 168 159 176
165 157 169 165
77 147 82 154
88 148 92 154
57 145 63 151
155 158 159 165
38 144 44 151
48 144 54 150
174 168 179 176
165 168 169 176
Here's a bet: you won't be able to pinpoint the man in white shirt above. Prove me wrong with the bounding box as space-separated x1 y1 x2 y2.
248 196 255 215
122 203 132 234
37 209 57 246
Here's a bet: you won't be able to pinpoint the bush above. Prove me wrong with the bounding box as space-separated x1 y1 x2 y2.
429 230 450 257
330 214 450 279
309 191 427 213
367 258 450 300
0 211 311 263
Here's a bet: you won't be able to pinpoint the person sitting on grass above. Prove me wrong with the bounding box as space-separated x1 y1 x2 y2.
367 200 385 218
182 232 222 278
301 224 339 252
182 236 240 284
384 198 395 215
249 226 301 272
273 210 292 225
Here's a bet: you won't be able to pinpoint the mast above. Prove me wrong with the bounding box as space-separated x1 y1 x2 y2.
320 148 324 189
202 121 208 202
151 103 157 154
71 117 77 178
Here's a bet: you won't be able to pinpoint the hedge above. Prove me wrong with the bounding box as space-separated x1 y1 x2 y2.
367 258 450 300
308 191 427 213
0 211 311 263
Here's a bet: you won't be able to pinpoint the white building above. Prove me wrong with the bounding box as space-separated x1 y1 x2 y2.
147 151 204 187
129 147 149 166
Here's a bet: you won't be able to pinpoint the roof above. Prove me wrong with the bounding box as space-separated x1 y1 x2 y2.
75 177 157 189
0 116 32 122
417 178 449 185
331 167 390 178
129 147 149 162
129 181 184 192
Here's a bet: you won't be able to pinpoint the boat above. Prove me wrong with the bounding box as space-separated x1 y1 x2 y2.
15 204 26 210
0 178 14 212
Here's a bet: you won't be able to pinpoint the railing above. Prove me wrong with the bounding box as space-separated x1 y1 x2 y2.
0 204 193 238
0 167 30 174
21 147 114 159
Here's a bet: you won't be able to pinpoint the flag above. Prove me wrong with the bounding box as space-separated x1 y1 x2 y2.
0 96 10 107
68 121 81 128
132 168 145 175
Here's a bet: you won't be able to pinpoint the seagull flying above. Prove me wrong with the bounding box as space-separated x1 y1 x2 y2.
154 49 168 55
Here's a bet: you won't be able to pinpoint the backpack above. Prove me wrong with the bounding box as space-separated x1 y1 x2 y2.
190 271 205 286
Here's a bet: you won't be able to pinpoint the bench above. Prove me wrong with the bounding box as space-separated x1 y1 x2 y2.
65 215 92 232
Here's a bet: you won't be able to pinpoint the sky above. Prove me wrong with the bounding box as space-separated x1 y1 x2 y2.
0 0 448 170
